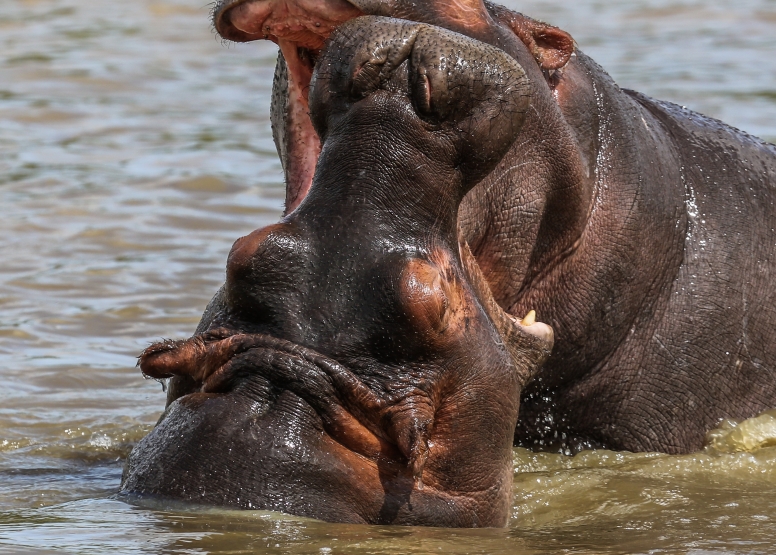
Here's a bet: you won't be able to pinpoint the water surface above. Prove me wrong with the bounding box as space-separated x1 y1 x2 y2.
1 0 775 553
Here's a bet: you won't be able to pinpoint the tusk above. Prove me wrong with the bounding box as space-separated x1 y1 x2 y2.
521 310 536 326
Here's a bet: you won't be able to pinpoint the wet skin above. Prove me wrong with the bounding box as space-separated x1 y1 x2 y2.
122 0 776 527
204 0 776 454
122 18 553 527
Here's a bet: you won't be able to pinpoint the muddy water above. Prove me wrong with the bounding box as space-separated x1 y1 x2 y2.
1 0 775 552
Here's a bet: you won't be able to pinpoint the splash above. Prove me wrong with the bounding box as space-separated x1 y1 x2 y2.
705 409 776 454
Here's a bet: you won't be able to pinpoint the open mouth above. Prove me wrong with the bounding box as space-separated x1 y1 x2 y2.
212 0 365 214
213 0 363 46
211 0 573 215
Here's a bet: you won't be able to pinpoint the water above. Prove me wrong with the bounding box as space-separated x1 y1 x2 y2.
1 0 775 552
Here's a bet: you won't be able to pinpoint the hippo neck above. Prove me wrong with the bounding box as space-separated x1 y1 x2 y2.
485 50 686 384
460 38 595 310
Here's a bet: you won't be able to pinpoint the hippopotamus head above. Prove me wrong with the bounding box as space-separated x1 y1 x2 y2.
122 17 553 527
211 0 575 214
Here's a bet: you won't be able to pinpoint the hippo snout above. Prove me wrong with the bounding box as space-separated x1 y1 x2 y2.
122 16 551 527
309 16 532 190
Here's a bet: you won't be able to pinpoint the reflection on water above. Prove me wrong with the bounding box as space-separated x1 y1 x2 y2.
0 0 774 553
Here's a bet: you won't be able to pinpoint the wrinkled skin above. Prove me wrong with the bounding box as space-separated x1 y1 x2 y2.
121 18 554 527
205 0 776 454
122 0 776 527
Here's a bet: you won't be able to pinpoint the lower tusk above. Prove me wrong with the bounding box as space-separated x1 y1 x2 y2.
521 310 536 326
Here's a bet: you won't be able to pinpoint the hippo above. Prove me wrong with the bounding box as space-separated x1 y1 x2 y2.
122 17 554 527
122 0 776 527
205 0 776 454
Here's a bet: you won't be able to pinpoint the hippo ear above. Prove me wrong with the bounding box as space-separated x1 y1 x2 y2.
489 5 575 70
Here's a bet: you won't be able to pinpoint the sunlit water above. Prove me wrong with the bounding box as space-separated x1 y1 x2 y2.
1 0 775 553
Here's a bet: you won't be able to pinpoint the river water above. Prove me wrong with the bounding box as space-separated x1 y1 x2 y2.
1 0 775 553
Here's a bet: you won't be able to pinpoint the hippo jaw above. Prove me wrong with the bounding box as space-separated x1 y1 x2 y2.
138 330 438 488
212 0 369 212
131 280 552 526
123 17 554 527
212 0 364 45
211 0 575 214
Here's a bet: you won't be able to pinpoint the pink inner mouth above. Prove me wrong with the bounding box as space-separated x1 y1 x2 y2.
276 41 321 214
221 0 364 213
217 0 569 214
227 0 361 49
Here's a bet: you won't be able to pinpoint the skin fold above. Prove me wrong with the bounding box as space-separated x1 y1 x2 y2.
122 18 554 527
204 0 776 454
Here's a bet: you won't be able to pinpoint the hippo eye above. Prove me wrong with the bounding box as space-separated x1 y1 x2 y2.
399 259 449 335
225 224 310 321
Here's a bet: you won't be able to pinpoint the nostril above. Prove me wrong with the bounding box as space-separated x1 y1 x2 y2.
408 45 458 125
411 68 433 118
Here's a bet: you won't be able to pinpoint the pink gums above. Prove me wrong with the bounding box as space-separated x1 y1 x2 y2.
228 0 362 213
